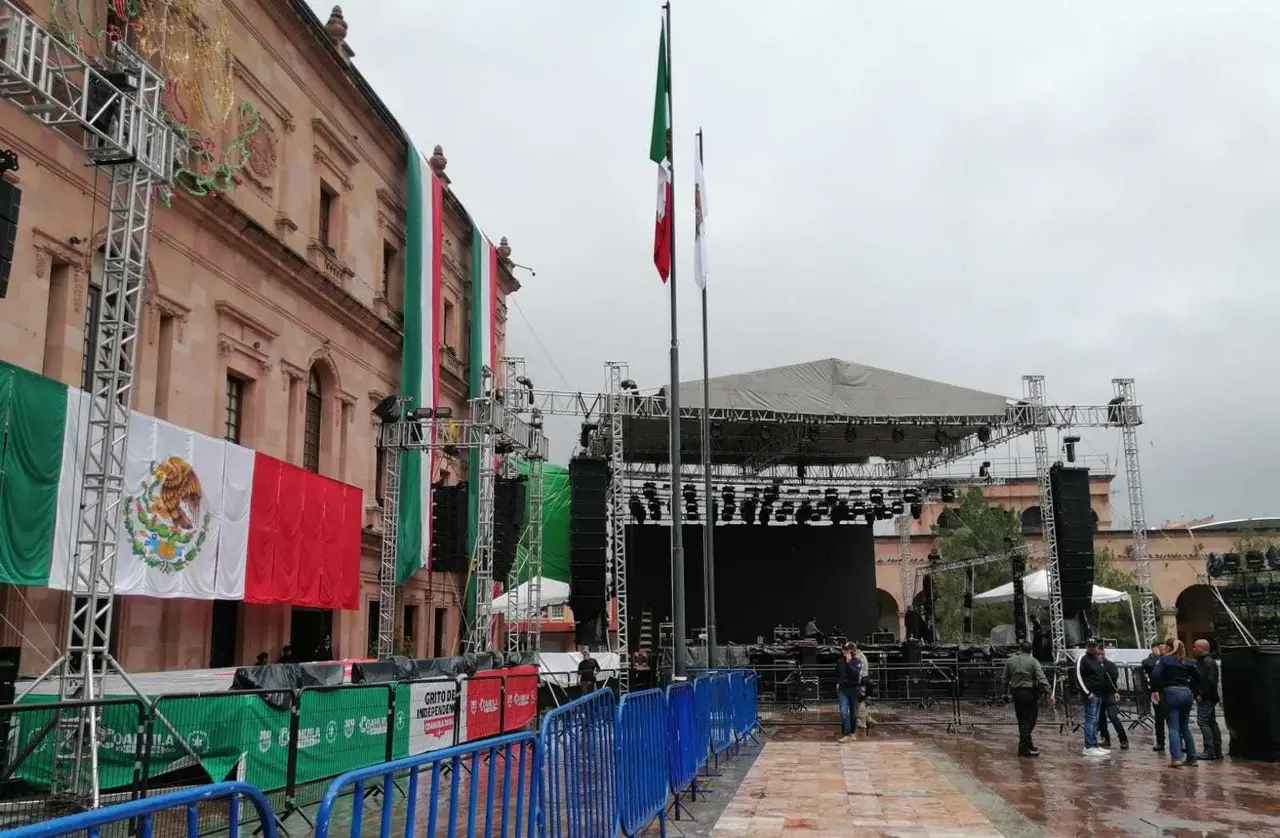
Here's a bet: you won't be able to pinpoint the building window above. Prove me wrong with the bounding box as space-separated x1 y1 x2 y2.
81 284 102 391
381 243 396 299
224 375 245 443
303 368 322 472
442 299 455 348
318 185 335 249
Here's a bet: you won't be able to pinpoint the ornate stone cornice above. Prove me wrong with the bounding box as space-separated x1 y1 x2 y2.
280 359 307 388
232 57 296 132
312 116 359 167
218 334 273 373
215 299 280 340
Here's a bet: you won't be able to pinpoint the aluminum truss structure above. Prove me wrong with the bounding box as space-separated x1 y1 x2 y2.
1023 376 1066 659
501 358 546 655
1 0 179 805
1113 378 1157 647
374 398 549 658
603 362 631 692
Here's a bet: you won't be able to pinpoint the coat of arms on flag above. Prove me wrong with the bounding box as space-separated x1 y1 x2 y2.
123 456 213 574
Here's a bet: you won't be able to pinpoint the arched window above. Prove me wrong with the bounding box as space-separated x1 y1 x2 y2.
1021 506 1043 532
303 368 323 472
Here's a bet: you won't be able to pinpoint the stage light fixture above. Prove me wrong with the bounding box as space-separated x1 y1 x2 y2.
1247 550 1266 571
891 500 905 515
807 424 821 442
832 500 850 523
495 441 515 455
642 481 657 501
720 501 735 522
910 502 923 520
372 395 402 423
759 505 772 525
434 406 453 419
1206 553 1223 578
877 506 893 520
409 407 435 421
648 499 662 521
863 511 875 525
740 496 757 524
529 408 544 430
1268 546 1280 570
516 375 532 387
629 494 646 524
940 486 956 503
844 423 857 443
1064 435 1081 463
795 501 813 524
848 488 863 496
763 484 780 504
869 488 884 504
978 461 991 479
620 379 637 391
891 427 905 443
851 502 867 516
759 425 772 441
901 488 918 503
977 426 991 443
1223 553 1240 572
934 428 948 444
710 421 723 439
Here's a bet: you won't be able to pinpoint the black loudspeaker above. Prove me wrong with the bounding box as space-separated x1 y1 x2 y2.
0 179 19 299
1220 646 1280 761
430 483 469 572
1011 552 1028 644
569 458 609 622
1051 465 1095 621
493 476 526 583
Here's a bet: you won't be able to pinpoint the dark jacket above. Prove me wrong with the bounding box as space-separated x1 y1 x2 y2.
1194 654 1220 702
1077 653 1109 696
1099 659 1121 696
1139 652 1159 689
1151 654 1197 691
1003 652 1050 693
836 657 862 692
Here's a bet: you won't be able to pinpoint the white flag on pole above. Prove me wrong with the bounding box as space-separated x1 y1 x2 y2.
693 135 709 290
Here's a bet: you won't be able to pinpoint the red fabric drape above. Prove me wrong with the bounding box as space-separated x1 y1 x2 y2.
245 454 361 610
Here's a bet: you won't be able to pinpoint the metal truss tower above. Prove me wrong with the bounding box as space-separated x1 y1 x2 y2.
375 403 407 659
1113 378 1158 647
604 362 630 692
501 358 546 656
896 513 915 633
466 394 499 654
2 0 178 804
1023 375 1066 659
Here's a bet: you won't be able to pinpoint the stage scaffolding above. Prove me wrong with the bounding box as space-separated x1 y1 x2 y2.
525 365 1156 677
374 382 550 659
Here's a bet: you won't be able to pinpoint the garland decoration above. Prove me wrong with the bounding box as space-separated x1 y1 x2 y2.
46 0 260 200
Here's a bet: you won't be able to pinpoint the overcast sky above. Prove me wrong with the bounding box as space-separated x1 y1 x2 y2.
311 0 1280 526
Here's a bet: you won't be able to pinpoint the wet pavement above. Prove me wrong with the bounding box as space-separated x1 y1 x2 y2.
741 722 1280 837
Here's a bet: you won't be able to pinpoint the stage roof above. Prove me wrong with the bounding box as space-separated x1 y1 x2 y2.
623 358 1014 466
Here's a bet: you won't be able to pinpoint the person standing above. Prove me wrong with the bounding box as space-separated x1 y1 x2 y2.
1077 641 1111 758
853 644 873 732
804 617 823 642
1140 642 1166 752
836 642 862 744
1193 639 1224 760
1152 640 1199 768
1096 647 1130 750
577 648 601 694
1002 642 1053 757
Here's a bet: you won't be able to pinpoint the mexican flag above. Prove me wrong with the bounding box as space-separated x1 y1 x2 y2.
651 21 672 282
398 142 444 585
0 361 361 608
466 225 501 629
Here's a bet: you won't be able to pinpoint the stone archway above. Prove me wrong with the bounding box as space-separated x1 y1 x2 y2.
1175 584 1216 650
874 588 899 636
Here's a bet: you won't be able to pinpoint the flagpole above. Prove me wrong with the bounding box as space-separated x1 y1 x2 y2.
697 128 717 669
663 0 688 679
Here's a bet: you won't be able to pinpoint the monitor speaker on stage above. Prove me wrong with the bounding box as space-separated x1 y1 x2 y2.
1051 465 1095 621
569 457 609 622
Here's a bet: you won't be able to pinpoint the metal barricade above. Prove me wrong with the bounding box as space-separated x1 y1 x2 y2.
536 687 617 838
289 682 396 812
664 681 700 795
0 697 148 828
615 689 668 837
709 675 734 755
0 781 278 838
314 731 537 838
692 677 712 758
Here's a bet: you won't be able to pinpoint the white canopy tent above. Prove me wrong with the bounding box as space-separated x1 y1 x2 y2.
973 569 1140 646
492 577 571 618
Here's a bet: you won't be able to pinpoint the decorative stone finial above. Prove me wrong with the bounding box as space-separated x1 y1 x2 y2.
326 6 348 46
497 236 512 267
429 145 450 184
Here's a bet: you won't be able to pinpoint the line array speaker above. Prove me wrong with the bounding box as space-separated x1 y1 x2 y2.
569 457 609 621
0 178 20 299
493 476 526 584
1050 465 1095 621
430 482 469 573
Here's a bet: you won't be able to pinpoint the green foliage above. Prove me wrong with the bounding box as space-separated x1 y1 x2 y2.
930 489 1024 641
1091 547 1160 645
1233 526 1279 555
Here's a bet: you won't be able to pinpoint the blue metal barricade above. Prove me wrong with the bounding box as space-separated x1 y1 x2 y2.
693 676 713 763
665 680 700 793
537 687 617 838
615 688 669 836
314 731 537 838
710 674 735 755
0 781 278 838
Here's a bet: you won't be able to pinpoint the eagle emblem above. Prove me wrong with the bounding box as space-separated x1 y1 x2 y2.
122 457 212 573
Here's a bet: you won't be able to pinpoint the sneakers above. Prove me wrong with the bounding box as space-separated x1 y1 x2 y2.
1119 741 1130 750
838 735 851 744
1082 747 1111 757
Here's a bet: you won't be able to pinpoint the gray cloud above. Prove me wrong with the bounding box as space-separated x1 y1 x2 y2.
312 0 1280 524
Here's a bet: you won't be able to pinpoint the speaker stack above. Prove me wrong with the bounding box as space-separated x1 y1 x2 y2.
430 482 469 572
1050 465 1095 635
493 476 527 583
569 457 609 642
0 170 19 299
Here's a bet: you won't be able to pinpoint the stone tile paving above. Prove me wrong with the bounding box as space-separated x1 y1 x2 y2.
712 740 1012 837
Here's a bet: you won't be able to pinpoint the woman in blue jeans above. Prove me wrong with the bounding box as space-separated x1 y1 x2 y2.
1151 640 1199 767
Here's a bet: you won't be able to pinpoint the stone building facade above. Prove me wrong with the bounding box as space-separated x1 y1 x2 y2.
0 1 517 674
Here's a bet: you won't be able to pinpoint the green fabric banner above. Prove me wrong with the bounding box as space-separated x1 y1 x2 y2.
516 462 570 584
0 361 69 587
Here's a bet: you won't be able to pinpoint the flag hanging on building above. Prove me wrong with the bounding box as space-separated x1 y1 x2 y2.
694 134 709 289
469 227 500 390
0 361 361 608
400 142 445 584
650 22 673 282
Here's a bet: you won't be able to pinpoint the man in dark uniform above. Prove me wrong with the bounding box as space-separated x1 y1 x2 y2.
1002 642 1052 757
1140 642 1166 752
577 648 601 695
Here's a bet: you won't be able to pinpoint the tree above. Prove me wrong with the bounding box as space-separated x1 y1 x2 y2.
929 489 1024 641
1091 547 1162 645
